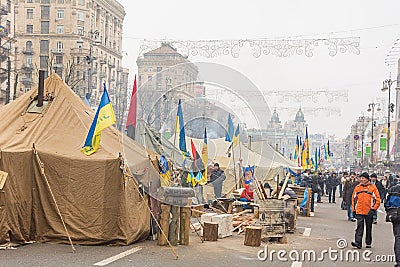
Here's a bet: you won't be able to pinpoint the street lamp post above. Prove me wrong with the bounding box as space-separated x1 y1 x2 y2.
367 102 381 165
357 115 368 167
381 78 398 165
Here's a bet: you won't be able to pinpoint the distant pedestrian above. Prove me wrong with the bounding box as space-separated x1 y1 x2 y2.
384 177 400 267
342 171 358 221
351 172 380 249
327 172 339 203
370 173 385 224
209 163 226 198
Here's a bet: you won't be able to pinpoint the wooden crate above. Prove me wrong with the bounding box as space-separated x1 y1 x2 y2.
284 199 297 233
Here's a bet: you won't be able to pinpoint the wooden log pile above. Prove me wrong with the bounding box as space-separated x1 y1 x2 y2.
232 209 258 234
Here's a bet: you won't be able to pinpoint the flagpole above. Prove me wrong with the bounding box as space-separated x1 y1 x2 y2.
232 142 237 190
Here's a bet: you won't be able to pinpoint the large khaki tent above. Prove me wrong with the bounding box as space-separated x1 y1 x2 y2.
0 74 159 246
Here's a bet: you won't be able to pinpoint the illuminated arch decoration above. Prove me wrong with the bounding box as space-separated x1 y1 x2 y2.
139 37 360 58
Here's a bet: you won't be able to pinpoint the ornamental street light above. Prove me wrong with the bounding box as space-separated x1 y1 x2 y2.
77 30 100 103
367 102 381 165
381 78 399 165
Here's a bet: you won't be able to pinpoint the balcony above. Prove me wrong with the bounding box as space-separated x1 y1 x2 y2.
21 64 34 71
116 66 123 72
99 57 106 64
51 49 64 55
22 49 34 55
53 63 63 69
99 72 106 78
21 77 33 84
108 61 115 68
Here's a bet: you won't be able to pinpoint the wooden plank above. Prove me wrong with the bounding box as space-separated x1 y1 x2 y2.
169 205 179 246
157 204 171 246
179 206 190 245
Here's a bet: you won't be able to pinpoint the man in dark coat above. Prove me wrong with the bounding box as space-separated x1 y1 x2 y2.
327 172 339 203
370 173 385 224
209 163 226 198
342 171 359 221
384 178 400 267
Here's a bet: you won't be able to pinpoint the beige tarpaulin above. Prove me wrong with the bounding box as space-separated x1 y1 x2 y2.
0 74 159 246
170 136 300 194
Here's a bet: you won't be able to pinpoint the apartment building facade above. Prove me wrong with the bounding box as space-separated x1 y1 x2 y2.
12 0 129 127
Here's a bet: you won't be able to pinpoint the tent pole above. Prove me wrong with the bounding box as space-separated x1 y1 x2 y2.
33 145 76 253
232 144 237 190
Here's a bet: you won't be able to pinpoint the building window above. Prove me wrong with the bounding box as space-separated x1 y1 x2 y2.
26 56 32 67
55 55 63 65
148 76 152 82
27 9 33 19
25 41 33 51
77 11 84 21
26 25 33 34
41 6 50 19
40 56 49 69
27 0 33 3
57 25 64 34
40 40 49 54
41 0 50 3
77 26 84 36
58 0 64 3
41 21 49 34
78 0 84 5
57 10 64 19
56 41 63 52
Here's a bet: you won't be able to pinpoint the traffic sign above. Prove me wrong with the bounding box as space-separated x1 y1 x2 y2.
354 135 359 140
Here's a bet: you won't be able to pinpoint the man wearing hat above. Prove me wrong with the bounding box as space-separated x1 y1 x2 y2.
351 172 381 249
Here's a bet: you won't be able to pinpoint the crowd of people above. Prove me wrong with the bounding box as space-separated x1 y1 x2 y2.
294 168 400 267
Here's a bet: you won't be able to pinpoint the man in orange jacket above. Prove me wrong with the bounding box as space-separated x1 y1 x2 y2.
351 172 381 249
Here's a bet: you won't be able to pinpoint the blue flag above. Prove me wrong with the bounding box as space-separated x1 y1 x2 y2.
225 114 234 142
175 99 187 153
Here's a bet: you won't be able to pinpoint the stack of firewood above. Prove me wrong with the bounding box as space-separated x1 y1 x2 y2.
232 210 259 234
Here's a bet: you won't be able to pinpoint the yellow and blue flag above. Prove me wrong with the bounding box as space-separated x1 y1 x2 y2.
81 84 116 155
225 114 234 142
227 124 240 154
175 99 187 153
200 128 208 185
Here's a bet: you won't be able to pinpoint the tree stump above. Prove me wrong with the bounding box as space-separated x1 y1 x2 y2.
203 222 218 241
157 204 171 246
179 206 190 245
244 226 262 247
169 205 180 246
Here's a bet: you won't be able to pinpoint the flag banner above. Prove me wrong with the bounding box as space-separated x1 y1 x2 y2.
226 124 240 154
357 150 362 158
159 155 171 186
380 136 387 151
225 114 234 142
365 146 371 156
126 75 137 128
190 139 206 186
175 99 187 153
200 128 208 185
81 84 116 155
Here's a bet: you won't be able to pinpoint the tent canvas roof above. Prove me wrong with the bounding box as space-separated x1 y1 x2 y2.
0 74 159 246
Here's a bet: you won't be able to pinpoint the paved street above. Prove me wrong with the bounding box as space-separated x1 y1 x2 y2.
1 194 396 267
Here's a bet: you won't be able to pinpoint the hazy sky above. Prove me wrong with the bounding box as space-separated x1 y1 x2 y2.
118 0 400 138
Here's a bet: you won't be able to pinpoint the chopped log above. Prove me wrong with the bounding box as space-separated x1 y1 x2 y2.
244 226 262 247
203 222 218 241
179 206 191 245
227 202 233 214
169 205 180 246
157 204 171 246
307 188 312 217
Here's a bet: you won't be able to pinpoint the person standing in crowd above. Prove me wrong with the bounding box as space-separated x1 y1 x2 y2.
338 171 344 197
382 175 390 203
351 172 380 249
317 172 324 203
384 177 400 267
343 171 358 221
327 172 339 203
209 163 226 198
370 173 385 224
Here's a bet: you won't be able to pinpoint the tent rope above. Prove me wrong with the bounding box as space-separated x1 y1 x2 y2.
118 128 179 259
32 144 76 253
